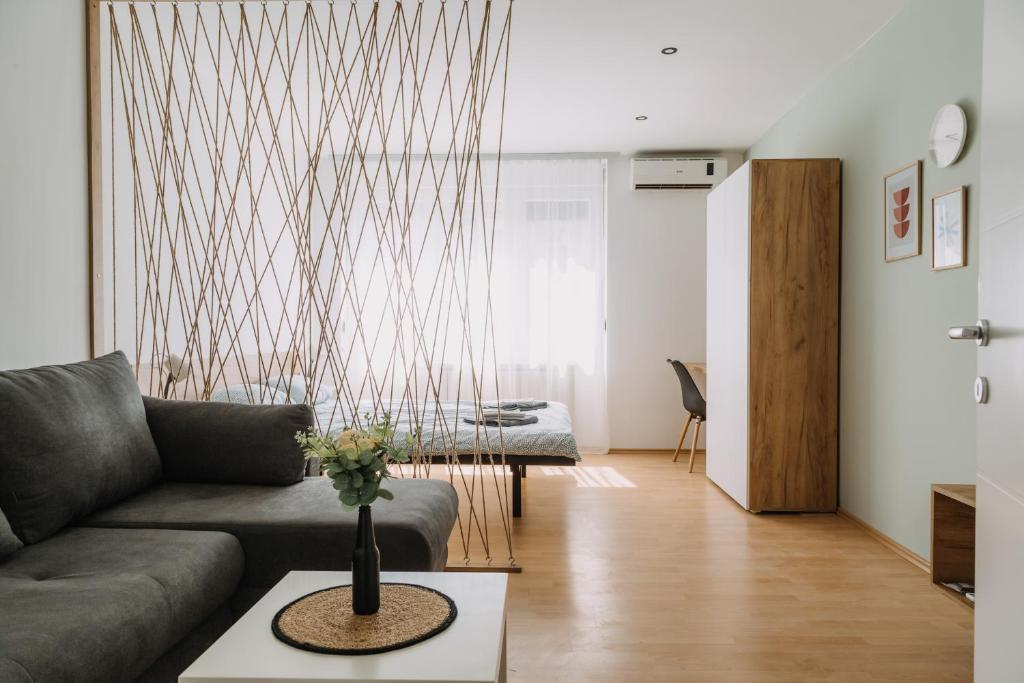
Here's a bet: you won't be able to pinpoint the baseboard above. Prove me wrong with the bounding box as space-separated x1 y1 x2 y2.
837 507 930 574
608 448 706 455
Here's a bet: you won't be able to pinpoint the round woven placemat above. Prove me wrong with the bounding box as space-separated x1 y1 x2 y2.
271 583 457 655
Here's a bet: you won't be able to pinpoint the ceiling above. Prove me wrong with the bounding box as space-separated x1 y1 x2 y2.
499 0 910 154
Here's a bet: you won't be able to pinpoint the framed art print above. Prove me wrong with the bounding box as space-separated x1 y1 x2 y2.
932 186 966 270
883 161 922 262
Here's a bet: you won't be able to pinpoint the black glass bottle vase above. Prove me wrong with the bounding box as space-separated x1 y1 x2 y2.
351 505 381 615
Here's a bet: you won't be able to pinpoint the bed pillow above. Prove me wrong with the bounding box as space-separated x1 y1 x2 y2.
0 509 22 559
0 351 163 544
210 383 288 405
265 374 337 406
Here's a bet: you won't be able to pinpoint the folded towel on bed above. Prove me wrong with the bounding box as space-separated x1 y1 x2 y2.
463 409 540 427
482 399 549 411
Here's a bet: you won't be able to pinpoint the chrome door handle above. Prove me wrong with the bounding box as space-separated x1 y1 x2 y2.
948 319 989 346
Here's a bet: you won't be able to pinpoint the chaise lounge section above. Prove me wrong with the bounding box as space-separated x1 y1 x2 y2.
0 352 459 683
82 478 455 613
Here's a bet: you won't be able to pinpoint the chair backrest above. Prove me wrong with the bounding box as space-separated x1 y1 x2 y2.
666 359 706 419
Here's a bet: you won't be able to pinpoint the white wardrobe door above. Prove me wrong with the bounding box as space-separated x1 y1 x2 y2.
706 163 749 509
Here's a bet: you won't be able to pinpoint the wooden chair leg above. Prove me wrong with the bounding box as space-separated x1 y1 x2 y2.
673 414 693 462
688 418 703 473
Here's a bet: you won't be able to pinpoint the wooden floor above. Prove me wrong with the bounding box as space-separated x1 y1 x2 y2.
455 452 974 682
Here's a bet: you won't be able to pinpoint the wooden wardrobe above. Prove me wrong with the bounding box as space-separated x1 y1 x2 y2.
705 158 840 512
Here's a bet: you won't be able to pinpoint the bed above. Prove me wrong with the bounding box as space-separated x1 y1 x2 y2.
312 399 581 518
210 382 580 517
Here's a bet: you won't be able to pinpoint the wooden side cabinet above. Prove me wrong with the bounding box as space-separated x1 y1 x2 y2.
931 484 976 607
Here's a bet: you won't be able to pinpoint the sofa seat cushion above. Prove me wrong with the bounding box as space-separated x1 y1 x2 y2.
0 351 163 544
0 527 242 683
0 509 22 560
81 477 459 586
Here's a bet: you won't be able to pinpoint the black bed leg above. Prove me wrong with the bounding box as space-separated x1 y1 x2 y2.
521 464 527 478
511 464 522 518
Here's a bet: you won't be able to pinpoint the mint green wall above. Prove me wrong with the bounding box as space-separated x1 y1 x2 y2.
0 0 91 370
748 0 982 559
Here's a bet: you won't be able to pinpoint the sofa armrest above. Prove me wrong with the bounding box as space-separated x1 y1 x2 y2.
142 397 314 485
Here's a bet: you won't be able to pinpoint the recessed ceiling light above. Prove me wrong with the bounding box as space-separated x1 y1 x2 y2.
635 115 648 121
661 47 678 55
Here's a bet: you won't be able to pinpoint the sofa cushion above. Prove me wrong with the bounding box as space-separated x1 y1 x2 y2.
81 477 459 586
0 526 242 683
143 396 314 485
0 352 163 544
0 509 22 560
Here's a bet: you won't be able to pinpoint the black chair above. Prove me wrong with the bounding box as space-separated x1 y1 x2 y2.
667 359 706 472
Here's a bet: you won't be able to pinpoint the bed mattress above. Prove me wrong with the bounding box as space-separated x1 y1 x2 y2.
313 399 581 461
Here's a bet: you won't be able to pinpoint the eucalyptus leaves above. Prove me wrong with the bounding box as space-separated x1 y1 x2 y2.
295 418 411 509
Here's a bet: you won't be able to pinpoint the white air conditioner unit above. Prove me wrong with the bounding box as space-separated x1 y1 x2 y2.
630 156 727 190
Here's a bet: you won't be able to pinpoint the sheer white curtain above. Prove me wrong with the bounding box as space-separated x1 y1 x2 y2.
326 156 610 452
489 158 609 453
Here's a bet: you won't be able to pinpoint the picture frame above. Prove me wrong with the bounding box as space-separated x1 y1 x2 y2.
883 161 922 262
932 186 967 271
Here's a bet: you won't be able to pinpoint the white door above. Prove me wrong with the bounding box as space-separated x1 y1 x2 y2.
706 162 750 509
973 1 1024 680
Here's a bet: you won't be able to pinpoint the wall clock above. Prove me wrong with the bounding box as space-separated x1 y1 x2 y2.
929 104 967 168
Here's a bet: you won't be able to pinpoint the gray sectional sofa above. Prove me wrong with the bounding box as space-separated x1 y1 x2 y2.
0 352 459 683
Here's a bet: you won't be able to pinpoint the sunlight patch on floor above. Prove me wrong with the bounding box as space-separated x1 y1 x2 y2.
540 466 637 488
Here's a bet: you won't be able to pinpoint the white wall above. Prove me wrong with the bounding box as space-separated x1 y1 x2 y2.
606 152 744 450
0 0 90 370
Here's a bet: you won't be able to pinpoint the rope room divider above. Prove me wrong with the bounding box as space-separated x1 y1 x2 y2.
89 0 518 568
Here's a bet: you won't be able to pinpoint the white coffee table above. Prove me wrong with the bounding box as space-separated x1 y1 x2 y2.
179 571 509 683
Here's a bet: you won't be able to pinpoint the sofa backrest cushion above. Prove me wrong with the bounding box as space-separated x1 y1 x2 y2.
0 509 22 559
143 396 313 485
0 351 162 543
